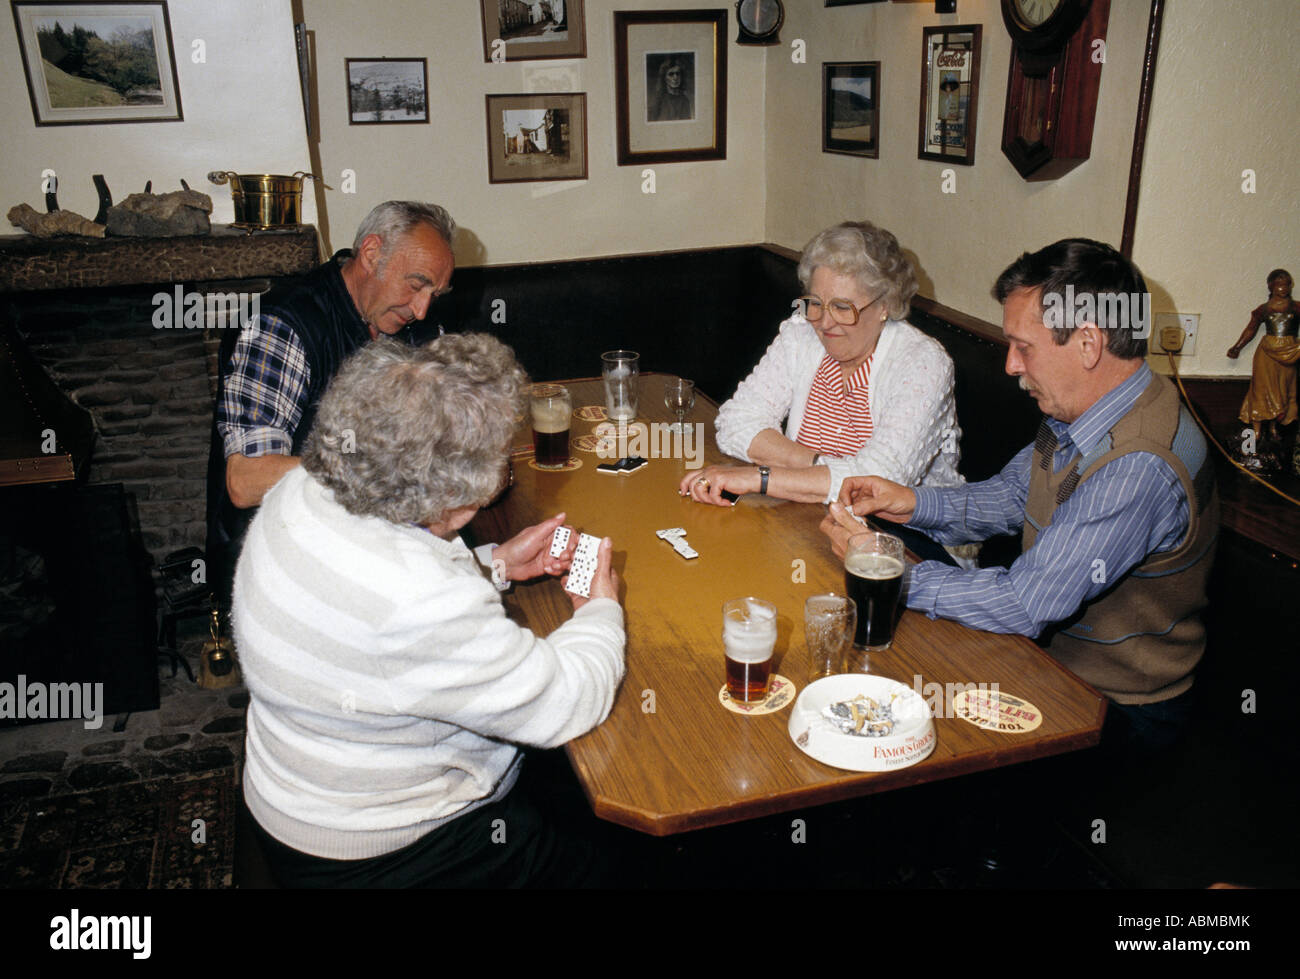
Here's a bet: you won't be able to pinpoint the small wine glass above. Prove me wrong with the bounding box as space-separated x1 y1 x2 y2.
664 378 696 434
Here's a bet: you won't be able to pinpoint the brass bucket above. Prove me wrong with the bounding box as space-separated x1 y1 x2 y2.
207 170 317 229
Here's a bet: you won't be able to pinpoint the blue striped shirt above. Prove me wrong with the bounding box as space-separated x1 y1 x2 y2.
904 365 1190 637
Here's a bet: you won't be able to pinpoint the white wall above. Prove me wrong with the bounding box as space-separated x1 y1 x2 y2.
0 0 314 226
4 0 1295 380
302 0 766 264
764 0 1298 379
1132 0 1300 378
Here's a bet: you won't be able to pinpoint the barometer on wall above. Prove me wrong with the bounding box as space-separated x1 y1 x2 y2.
735 0 783 46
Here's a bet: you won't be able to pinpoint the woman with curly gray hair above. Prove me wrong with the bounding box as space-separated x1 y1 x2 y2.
233 333 624 888
682 220 962 516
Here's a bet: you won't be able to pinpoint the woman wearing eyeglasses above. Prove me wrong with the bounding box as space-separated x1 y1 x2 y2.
680 220 962 511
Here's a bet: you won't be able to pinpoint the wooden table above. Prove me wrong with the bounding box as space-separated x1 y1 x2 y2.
470 376 1106 836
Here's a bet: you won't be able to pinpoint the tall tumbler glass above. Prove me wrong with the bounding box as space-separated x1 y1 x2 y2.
844 532 905 653
804 594 857 682
601 350 640 422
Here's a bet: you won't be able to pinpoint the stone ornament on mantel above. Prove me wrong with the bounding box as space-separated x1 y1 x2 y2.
7 203 105 238
106 189 213 237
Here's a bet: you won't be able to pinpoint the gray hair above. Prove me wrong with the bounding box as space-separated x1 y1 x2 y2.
797 221 919 321
301 334 527 525
351 201 457 260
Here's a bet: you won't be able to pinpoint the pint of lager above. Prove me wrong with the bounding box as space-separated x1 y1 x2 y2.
722 597 778 703
530 383 572 469
844 532 904 651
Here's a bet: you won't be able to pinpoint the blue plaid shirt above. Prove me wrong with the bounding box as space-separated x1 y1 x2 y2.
217 313 311 459
903 365 1190 637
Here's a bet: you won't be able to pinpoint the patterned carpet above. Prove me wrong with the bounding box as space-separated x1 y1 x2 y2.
0 767 236 888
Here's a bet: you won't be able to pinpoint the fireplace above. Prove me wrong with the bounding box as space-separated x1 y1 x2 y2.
0 226 319 723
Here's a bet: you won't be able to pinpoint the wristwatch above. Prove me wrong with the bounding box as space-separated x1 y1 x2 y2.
758 465 771 495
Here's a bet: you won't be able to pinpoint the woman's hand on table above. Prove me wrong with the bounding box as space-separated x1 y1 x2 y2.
678 465 759 506
494 512 576 581
567 536 620 610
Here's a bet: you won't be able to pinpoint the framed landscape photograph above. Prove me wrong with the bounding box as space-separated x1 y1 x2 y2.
918 24 981 166
346 58 428 125
823 61 878 158
614 9 727 166
485 92 588 183
480 0 585 62
10 1 182 125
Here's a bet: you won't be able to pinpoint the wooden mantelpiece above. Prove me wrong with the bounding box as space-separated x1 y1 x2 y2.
0 225 320 293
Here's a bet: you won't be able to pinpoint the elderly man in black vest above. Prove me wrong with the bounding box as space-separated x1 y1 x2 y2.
206 201 456 603
822 239 1217 750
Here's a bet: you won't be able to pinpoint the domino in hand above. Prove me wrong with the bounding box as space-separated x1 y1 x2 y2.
564 533 602 598
548 526 572 559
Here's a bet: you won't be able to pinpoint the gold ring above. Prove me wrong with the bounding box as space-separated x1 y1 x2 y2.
696 478 710 490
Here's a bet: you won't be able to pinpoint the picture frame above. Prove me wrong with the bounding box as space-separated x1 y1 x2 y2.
10 1 182 126
480 0 586 62
918 24 981 166
614 9 727 166
823 61 878 158
485 92 588 184
346 58 428 125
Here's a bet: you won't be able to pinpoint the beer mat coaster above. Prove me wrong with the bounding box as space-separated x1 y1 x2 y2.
592 422 619 437
951 689 1043 733
718 675 796 715
528 456 583 473
509 443 534 459
574 405 608 421
572 433 617 454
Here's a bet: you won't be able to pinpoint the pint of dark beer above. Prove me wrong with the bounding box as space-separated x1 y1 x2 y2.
844 532 904 651
722 597 777 703
530 383 571 469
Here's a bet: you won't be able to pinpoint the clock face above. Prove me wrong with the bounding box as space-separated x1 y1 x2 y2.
1014 0 1063 27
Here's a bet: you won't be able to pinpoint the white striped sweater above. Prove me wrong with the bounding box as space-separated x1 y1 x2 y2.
234 466 626 860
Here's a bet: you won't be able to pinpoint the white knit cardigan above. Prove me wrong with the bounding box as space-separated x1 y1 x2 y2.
715 315 963 502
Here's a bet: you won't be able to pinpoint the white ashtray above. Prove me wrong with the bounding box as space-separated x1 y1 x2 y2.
788 674 936 772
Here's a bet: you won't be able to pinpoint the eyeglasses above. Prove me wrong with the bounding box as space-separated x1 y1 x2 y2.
797 290 886 326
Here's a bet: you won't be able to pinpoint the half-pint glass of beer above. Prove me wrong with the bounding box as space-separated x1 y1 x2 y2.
530 383 572 469
844 532 904 652
722 597 778 704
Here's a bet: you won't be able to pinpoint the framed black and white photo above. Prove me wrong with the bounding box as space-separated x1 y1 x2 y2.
480 0 586 62
485 92 588 183
10 1 182 125
346 58 428 125
918 24 981 165
614 10 727 165
823 61 878 158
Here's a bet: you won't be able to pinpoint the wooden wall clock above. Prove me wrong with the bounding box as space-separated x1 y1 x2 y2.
1000 0 1111 180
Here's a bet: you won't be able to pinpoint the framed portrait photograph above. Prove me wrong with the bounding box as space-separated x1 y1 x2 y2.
823 61 878 158
485 92 588 183
346 58 428 125
10 1 182 125
918 24 981 166
614 10 727 165
480 0 585 62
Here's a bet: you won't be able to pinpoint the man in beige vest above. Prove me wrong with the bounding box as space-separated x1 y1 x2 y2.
822 239 1217 749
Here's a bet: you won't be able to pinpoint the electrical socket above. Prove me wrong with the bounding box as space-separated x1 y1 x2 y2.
1154 312 1198 356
